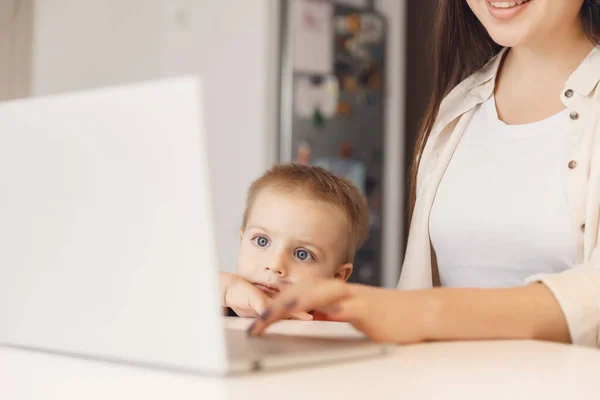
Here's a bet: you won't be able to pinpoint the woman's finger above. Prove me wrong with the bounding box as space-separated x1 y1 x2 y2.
247 279 352 336
290 311 314 320
241 290 313 320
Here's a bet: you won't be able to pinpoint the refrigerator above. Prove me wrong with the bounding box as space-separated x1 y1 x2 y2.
278 0 387 287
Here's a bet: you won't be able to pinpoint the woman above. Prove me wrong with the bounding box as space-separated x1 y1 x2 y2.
249 0 600 347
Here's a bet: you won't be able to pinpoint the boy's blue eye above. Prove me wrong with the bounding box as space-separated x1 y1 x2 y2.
253 236 269 247
294 249 313 261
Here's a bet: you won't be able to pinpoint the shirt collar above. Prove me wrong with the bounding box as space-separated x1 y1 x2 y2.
437 46 600 129
435 49 506 126
467 46 600 96
565 46 600 96
465 47 508 93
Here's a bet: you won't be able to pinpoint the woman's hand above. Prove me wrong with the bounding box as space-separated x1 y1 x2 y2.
244 277 572 345
246 278 435 343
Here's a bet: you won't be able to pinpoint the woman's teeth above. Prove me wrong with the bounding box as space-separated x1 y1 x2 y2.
489 0 529 8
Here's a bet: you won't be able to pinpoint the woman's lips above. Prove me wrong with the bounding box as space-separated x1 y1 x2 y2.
486 0 532 21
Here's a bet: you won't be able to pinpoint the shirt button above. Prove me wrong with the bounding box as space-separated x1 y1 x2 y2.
581 223 586 232
568 160 578 169
564 89 574 98
569 111 579 120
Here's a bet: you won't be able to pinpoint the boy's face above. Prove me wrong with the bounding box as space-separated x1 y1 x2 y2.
237 187 353 297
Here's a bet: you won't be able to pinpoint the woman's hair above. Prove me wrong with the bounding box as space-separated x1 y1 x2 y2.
408 0 600 223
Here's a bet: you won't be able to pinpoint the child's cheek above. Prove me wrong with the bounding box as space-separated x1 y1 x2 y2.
296 265 330 280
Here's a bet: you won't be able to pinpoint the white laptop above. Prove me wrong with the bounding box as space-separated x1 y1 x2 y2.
0 76 389 375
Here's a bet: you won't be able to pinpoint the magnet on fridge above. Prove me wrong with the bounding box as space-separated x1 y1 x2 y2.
345 38 370 60
295 75 339 119
339 141 353 158
359 13 384 43
358 63 377 86
333 15 360 35
347 14 361 34
295 140 312 165
312 108 326 128
336 102 352 116
343 75 357 94
368 72 382 92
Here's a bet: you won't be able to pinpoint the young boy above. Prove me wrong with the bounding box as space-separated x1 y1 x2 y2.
220 163 369 319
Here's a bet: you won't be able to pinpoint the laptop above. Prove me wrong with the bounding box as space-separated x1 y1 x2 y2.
0 76 390 375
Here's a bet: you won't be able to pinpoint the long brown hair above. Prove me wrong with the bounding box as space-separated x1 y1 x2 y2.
408 0 600 223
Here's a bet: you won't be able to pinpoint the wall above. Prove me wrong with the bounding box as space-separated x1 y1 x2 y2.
30 0 280 273
28 0 404 281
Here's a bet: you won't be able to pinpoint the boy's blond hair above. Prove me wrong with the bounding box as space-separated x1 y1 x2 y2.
241 163 369 262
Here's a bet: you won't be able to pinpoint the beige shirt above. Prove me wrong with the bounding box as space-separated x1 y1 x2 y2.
398 47 600 348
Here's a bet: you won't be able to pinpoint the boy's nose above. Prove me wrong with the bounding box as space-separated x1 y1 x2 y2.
265 256 287 277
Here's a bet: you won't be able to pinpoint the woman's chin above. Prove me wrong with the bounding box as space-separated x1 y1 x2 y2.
485 26 532 47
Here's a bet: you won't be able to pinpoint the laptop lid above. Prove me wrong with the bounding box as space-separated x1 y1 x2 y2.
0 76 228 374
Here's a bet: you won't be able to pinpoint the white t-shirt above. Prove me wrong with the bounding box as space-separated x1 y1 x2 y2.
429 95 577 288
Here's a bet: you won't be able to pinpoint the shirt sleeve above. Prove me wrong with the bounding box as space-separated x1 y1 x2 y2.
525 258 600 348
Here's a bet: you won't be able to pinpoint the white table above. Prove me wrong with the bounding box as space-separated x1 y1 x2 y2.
3 318 600 400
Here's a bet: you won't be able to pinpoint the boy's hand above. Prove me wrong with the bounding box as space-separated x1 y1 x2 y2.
220 272 312 320
222 272 269 318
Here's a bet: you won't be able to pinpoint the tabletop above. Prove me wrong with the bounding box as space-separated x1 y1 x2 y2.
3 318 600 400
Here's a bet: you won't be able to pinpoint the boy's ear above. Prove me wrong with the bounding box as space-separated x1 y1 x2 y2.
239 229 244 240
335 263 353 281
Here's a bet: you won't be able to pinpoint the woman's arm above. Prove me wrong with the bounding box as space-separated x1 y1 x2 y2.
421 284 570 343
247 279 573 344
